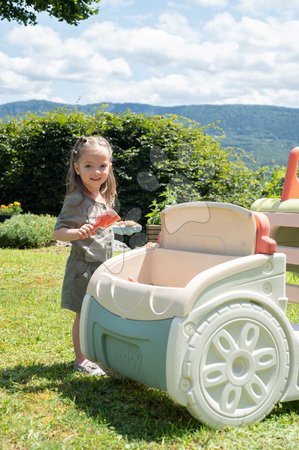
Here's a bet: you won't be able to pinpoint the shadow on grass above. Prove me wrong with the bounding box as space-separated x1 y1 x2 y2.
3 362 299 440
0 362 201 441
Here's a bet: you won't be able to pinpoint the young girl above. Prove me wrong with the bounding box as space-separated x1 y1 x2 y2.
54 136 117 376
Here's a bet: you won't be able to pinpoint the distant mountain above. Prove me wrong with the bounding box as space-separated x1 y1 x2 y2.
1 99 299 167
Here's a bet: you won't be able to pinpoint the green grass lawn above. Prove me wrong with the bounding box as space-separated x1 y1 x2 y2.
1 247 299 449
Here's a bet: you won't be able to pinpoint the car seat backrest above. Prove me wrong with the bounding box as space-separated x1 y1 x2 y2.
159 202 275 256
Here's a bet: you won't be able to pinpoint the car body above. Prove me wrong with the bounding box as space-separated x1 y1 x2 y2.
80 201 299 427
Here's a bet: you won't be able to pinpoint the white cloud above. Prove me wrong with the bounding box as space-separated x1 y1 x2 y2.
4 25 131 81
191 0 228 6
8 25 62 55
101 0 134 7
0 51 51 101
82 21 187 66
0 23 133 103
237 0 299 15
80 14 299 81
51 96 68 103
81 15 299 107
158 11 198 42
81 19 240 72
0 67 52 102
88 67 299 107
1 3 299 107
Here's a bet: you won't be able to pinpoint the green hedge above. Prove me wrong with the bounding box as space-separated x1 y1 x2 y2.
0 109 283 225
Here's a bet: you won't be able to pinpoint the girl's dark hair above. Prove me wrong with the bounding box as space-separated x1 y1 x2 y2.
66 136 117 206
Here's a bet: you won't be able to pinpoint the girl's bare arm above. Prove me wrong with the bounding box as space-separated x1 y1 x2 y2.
54 223 95 242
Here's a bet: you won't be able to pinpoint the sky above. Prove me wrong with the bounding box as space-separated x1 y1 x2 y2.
1 0 299 107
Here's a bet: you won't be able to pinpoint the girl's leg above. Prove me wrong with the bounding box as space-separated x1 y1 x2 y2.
72 312 85 364
72 312 105 376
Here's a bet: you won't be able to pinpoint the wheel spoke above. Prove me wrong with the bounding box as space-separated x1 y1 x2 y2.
202 363 227 388
212 329 238 359
239 323 260 351
253 348 277 371
220 383 242 413
244 374 268 403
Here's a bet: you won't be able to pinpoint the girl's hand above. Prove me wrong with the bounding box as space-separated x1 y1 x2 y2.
77 223 95 240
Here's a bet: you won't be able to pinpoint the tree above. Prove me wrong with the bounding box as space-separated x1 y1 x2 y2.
0 0 101 26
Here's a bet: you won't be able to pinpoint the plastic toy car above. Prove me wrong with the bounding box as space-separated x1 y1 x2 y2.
80 201 299 428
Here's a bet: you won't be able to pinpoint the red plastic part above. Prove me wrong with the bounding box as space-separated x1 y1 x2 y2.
93 209 121 230
281 147 299 201
253 212 277 255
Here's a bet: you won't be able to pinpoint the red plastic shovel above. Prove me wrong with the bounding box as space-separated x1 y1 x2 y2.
93 209 121 230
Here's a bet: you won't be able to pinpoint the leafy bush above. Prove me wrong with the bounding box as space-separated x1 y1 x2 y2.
145 186 181 224
0 108 280 224
260 165 286 198
0 110 93 216
0 214 56 249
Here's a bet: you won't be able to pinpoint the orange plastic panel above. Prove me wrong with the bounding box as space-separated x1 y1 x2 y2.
281 147 299 201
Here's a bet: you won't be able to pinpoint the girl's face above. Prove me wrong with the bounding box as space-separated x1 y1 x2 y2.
74 144 111 195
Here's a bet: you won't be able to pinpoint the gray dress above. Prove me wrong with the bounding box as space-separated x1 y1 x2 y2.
54 190 114 313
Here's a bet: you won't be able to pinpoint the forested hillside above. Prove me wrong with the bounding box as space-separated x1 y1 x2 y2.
1 100 299 167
